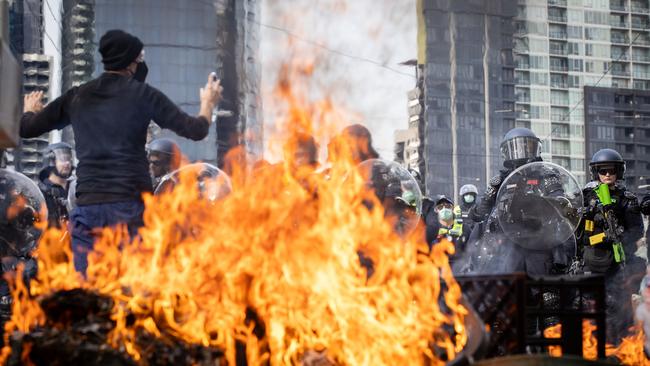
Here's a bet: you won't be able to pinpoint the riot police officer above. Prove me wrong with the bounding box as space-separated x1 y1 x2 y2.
147 138 182 190
468 127 569 275
580 149 644 342
426 195 471 271
459 184 479 230
580 148 644 274
38 142 74 228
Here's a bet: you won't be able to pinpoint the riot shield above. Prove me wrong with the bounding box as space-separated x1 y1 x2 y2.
495 162 582 250
154 163 232 202
0 169 47 256
358 159 423 236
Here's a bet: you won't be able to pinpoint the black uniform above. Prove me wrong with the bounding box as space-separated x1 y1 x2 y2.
580 181 644 274
38 173 69 228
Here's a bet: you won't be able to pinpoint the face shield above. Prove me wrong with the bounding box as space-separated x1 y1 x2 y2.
500 136 541 162
52 148 74 178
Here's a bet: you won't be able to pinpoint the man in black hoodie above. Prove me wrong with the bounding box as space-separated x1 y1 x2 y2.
20 29 223 274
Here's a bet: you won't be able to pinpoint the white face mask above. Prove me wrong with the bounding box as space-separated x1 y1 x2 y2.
438 208 453 222
463 194 475 204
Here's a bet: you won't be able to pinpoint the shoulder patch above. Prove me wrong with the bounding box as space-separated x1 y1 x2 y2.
584 181 599 190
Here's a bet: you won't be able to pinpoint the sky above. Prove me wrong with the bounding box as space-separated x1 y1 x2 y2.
260 0 417 161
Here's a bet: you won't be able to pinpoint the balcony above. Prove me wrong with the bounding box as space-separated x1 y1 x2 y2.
611 20 629 28
611 35 630 44
549 31 568 39
549 14 567 23
551 113 569 121
633 53 650 61
549 0 567 6
634 71 650 78
516 95 531 103
550 65 569 72
612 52 630 60
632 21 649 29
612 69 631 76
549 46 568 56
632 6 650 13
610 4 629 12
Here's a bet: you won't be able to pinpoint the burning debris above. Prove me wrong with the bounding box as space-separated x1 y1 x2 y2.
1 76 469 365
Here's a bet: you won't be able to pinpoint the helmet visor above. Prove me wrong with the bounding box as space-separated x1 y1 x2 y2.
53 148 73 164
500 136 541 161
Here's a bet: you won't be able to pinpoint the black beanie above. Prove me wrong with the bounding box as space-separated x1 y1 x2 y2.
99 30 144 71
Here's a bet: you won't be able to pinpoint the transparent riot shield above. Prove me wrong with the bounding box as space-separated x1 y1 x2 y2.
154 163 232 202
496 161 583 250
358 159 423 236
0 169 47 256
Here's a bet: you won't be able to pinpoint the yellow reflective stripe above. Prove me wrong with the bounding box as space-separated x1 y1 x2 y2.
584 220 594 232
589 233 606 246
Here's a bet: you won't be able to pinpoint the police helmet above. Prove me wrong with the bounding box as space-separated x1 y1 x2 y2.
459 184 478 197
434 194 453 207
589 148 625 180
43 142 73 168
500 127 541 163
147 138 182 170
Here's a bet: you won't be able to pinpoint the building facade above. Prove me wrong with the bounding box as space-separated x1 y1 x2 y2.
514 0 650 185
420 0 517 200
584 86 650 193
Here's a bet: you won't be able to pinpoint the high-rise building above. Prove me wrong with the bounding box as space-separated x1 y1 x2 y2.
584 86 650 194
419 0 517 200
513 0 650 185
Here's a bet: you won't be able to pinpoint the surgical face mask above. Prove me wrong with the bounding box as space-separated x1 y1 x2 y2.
438 207 453 222
463 194 475 204
134 61 148 82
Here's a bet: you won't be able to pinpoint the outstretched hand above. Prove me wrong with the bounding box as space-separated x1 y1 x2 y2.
24 91 44 113
200 73 223 108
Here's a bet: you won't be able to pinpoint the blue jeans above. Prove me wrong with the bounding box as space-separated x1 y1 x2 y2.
70 201 144 275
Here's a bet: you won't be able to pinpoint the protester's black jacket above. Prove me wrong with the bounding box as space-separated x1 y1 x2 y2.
20 73 209 205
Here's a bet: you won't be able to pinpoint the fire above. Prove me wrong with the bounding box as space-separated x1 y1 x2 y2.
2 70 467 365
545 321 650 365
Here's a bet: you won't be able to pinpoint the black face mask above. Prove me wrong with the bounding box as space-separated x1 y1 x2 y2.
134 61 148 82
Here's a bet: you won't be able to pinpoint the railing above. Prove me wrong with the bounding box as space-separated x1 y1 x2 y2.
634 71 650 78
631 5 650 13
610 4 629 11
611 36 630 44
633 54 650 61
549 0 567 5
550 65 569 71
516 95 531 103
550 82 569 89
551 101 570 109
612 69 631 76
516 78 531 85
551 113 568 121
612 53 630 60
549 31 568 39
610 21 629 28
632 22 649 29
550 47 568 55
549 15 568 22
515 63 530 69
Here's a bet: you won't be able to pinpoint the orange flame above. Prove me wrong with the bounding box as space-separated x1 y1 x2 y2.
545 321 650 365
2 66 467 365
